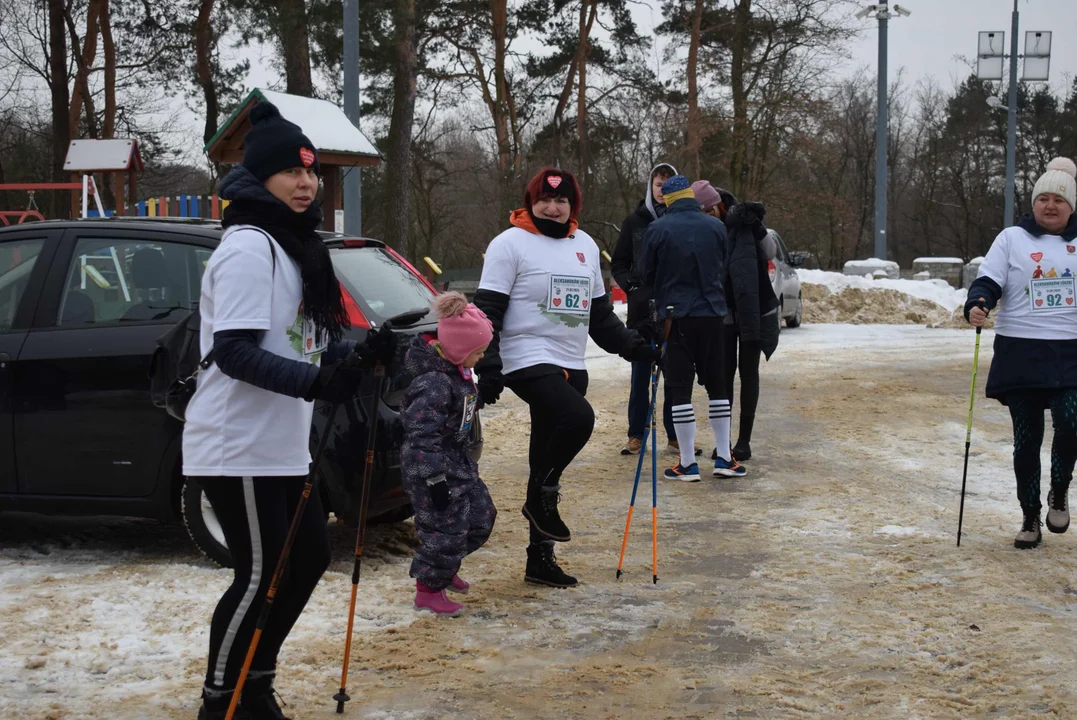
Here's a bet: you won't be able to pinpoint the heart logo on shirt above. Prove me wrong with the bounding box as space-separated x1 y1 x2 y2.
1068 298 1075 305
547 175 563 189
582 299 588 308
552 297 562 307
306 337 313 350
577 252 586 264
1031 252 1044 262
1068 246 1075 254
1036 299 1044 307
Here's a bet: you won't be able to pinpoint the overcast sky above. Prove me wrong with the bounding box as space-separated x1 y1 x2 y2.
188 0 1076 163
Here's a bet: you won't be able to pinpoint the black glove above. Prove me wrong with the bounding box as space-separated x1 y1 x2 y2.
620 337 662 364
477 371 504 406
307 360 363 403
354 324 396 368
426 474 451 512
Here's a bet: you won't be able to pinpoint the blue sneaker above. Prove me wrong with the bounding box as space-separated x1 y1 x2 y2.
713 457 747 477
664 462 700 482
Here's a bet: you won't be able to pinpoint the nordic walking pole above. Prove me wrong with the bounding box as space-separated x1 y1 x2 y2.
335 307 428 714
957 299 986 547
652 306 672 584
616 367 654 579
225 371 355 720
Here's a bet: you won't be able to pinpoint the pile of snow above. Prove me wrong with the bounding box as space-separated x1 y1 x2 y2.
797 269 967 312
912 256 963 265
843 258 899 279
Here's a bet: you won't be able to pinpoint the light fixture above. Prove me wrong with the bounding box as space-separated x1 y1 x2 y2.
893 4 911 17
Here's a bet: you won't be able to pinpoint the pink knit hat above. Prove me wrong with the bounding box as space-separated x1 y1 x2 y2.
433 291 493 365
691 180 721 211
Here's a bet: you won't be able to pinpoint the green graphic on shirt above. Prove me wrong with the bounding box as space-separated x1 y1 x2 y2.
286 311 323 364
537 301 590 328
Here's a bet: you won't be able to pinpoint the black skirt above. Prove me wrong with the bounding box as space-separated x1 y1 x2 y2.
985 334 1077 406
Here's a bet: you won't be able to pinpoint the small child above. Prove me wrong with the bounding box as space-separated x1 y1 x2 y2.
400 291 497 616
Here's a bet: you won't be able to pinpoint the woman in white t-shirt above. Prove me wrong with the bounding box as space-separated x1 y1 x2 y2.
966 157 1077 550
184 101 393 720
473 167 658 588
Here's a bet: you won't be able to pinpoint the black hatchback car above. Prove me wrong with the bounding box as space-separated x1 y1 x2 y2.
0 218 437 566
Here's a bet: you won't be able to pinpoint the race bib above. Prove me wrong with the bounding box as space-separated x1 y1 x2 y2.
547 274 591 316
1029 277 1077 312
460 393 478 432
302 317 329 356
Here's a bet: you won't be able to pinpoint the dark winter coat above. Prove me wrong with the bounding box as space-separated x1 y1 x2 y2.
965 214 1077 406
611 202 659 329
400 335 481 483
639 198 730 320
724 204 780 360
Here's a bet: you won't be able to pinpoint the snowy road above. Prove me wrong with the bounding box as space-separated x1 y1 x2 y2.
4 323 1076 719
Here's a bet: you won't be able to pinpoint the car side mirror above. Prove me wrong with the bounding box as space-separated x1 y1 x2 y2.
790 253 806 267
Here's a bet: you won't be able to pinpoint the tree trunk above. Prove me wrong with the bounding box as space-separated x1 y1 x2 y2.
686 0 703 179
194 0 220 150
491 0 511 174
576 0 597 196
278 0 313 96
67 0 102 139
729 0 751 199
384 0 419 259
100 0 116 139
47 0 70 189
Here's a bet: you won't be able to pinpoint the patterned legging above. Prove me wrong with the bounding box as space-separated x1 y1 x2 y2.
1008 389 1077 513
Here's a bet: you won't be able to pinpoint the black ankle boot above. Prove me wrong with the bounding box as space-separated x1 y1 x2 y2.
525 542 578 588
239 673 292 720
522 481 571 541
199 687 249 720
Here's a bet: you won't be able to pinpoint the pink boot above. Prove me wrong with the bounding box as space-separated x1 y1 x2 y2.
414 581 463 616
447 574 470 594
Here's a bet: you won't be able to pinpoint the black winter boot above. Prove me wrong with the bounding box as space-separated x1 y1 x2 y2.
525 542 578 588
1014 510 1043 549
522 481 571 541
239 672 293 720
198 687 250 720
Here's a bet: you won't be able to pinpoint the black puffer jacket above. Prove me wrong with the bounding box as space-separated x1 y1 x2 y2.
610 202 658 328
724 203 780 359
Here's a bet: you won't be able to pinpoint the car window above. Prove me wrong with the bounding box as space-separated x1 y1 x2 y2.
330 247 434 323
57 237 206 326
771 232 791 264
0 238 46 332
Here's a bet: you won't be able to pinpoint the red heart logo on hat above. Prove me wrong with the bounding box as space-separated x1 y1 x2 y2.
1036 299 1044 307
552 297 562 307
547 175 563 189
299 147 315 167
1031 252 1044 262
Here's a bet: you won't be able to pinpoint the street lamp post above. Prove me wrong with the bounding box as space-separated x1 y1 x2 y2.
856 3 911 262
343 0 362 234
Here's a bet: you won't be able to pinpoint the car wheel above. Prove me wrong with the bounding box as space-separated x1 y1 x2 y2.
369 503 415 525
182 478 233 568
787 292 803 328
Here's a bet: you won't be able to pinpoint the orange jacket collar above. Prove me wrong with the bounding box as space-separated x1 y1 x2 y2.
509 208 579 236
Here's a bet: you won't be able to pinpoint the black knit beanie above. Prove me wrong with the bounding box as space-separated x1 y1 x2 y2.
242 101 321 181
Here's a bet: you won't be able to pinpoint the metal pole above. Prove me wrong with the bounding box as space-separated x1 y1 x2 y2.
343 0 362 234
874 7 888 260
1004 0 1019 227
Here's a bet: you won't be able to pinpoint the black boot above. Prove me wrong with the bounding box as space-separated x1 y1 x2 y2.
522 480 571 542
239 672 293 720
525 541 578 588
731 442 751 462
198 687 250 720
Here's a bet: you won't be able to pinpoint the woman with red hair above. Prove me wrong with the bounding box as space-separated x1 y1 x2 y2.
473 167 657 588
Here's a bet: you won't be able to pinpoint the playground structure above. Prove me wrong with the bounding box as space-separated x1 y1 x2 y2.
0 138 141 224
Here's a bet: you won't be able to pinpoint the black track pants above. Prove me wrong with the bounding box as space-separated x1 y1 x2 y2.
664 317 727 405
1007 390 1077 514
198 476 331 691
723 323 761 446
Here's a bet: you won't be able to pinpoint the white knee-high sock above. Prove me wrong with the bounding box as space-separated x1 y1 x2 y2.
671 403 696 467
710 399 731 462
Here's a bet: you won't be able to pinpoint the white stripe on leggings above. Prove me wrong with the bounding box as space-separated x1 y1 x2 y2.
213 477 263 688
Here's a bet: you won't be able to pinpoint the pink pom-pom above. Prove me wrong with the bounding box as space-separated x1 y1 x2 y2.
433 291 469 319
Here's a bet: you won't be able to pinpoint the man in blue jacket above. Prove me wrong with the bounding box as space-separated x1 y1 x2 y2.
640 175 746 481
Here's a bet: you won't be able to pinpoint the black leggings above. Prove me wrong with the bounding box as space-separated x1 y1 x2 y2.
198 476 331 691
723 323 761 445
507 368 594 545
1007 389 1077 513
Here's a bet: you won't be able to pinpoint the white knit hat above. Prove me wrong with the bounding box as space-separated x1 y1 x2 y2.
1032 157 1077 210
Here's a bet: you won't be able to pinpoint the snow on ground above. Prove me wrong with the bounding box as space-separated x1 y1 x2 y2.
798 268 968 312
4 322 1076 718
